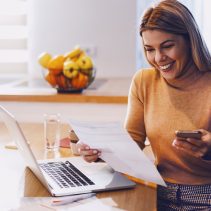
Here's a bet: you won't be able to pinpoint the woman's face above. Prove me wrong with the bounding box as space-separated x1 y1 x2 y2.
142 30 192 80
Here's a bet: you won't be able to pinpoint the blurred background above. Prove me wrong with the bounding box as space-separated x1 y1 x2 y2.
0 0 210 81
0 0 210 122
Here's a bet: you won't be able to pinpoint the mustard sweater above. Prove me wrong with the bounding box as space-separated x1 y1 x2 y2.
125 67 211 184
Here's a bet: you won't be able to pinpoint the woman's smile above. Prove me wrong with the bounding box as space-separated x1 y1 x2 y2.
158 62 175 72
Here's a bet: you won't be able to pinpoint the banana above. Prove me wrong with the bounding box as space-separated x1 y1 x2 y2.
64 46 82 61
38 52 52 69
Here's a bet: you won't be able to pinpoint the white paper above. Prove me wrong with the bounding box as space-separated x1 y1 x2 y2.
10 197 125 211
65 198 125 211
69 119 166 186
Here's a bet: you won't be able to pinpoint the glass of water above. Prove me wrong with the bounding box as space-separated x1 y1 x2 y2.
44 113 61 151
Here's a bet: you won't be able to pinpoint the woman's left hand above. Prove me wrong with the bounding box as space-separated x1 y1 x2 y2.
172 129 211 159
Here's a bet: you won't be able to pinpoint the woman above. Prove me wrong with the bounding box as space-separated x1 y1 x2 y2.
79 0 211 210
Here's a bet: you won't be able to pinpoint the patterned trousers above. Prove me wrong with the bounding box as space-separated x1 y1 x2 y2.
157 182 211 211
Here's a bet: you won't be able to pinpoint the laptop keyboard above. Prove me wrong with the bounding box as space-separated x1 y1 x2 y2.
39 161 95 188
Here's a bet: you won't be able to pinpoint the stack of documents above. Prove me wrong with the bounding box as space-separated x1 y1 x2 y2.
69 119 166 186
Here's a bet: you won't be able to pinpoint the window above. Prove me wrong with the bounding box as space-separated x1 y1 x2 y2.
193 0 211 52
0 0 27 79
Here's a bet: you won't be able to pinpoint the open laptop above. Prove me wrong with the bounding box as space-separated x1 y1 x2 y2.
0 105 135 196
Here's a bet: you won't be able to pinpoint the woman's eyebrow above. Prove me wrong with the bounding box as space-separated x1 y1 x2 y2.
144 39 175 47
144 44 152 48
160 39 175 45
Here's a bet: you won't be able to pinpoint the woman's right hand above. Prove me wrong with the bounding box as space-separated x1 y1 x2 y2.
77 143 101 163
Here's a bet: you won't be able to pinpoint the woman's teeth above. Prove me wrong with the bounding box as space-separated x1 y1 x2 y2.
159 63 171 70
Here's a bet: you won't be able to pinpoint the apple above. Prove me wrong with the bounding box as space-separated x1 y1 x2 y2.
63 60 79 78
76 55 93 71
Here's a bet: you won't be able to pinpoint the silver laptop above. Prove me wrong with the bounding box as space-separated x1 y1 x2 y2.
0 106 135 196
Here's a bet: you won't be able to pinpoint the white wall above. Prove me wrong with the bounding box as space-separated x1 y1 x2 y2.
27 0 137 79
136 0 153 70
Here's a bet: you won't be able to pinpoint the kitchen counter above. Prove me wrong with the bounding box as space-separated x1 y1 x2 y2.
0 77 132 104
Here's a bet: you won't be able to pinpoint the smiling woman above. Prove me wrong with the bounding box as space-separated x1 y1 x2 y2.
124 0 211 210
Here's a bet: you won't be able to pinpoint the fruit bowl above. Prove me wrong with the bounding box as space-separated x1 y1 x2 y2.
39 46 96 93
43 67 96 93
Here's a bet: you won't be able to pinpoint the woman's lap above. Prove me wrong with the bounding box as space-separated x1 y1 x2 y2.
157 182 211 211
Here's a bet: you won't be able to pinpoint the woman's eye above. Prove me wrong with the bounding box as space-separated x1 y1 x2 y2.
162 45 174 49
145 48 154 52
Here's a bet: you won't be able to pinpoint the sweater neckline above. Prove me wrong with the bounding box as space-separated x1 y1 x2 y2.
162 65 203 90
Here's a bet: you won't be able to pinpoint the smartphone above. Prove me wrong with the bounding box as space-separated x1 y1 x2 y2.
175 130 202 139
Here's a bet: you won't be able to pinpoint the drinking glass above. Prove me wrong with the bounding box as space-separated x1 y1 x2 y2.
44 113 61 151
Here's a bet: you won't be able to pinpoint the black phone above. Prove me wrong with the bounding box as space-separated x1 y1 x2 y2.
175 130 202 139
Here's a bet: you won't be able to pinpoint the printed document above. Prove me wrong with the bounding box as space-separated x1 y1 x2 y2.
69 119 166 186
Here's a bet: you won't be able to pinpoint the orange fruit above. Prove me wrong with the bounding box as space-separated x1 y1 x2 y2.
48 68 63 75
47 55 65 71
45 72 57 87
56 74 68 89
71 73 88 89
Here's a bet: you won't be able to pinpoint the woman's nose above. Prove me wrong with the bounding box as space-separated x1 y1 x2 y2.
155 51 166 63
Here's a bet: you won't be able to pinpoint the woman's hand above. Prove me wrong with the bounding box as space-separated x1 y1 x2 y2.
172 129 211 159
77 143 101 163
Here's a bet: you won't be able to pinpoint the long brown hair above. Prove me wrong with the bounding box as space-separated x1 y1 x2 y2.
140 0 211 72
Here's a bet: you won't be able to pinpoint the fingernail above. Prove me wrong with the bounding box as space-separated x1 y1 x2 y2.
172 141 176 146
85 146 90 150
93 150 97 154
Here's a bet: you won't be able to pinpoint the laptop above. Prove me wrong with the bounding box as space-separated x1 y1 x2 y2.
0 106 135 196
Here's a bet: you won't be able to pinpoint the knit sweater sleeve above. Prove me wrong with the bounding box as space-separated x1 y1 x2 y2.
124 69 146 149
